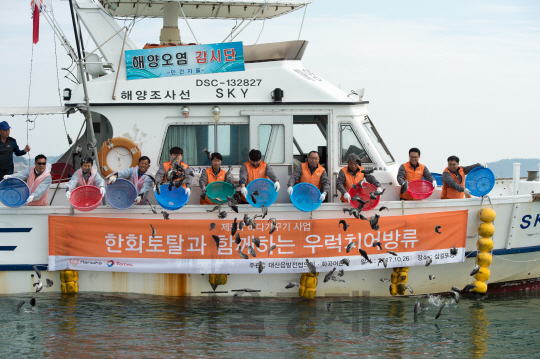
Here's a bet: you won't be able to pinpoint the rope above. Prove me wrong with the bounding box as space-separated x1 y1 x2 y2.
493 255 540 263
298 4 308 40
52 12 70 144
25 41 35 168
179 4 199 44
254 18 266 44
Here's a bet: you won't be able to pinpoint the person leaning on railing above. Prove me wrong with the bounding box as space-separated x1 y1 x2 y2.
107 156 154 205
287 150 330 202
5 154 51 206
239 149 280 200
397 147 436 201
337 153 381 203
441 155 487 199
65 155 106 200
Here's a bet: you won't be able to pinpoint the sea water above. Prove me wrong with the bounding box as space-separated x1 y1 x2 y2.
2 290 540 358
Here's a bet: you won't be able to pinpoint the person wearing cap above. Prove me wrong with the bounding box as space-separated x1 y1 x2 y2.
397 147 437 200
287 151 330 202
5 154 51 206
0 121 30 180
107 156 154 205
441 155 487 199
65 156 106 200
199 152 233 205
337 153 382 203
239 149 280 199
155 147 192 196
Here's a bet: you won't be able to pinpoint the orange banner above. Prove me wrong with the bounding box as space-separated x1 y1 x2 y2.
48 211 467 273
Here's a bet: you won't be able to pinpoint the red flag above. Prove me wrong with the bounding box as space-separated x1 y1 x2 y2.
32 0 40 44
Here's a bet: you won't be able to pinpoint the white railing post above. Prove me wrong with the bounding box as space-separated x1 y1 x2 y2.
513 163 520 195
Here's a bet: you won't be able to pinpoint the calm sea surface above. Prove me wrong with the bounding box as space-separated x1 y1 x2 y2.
2 290 540 358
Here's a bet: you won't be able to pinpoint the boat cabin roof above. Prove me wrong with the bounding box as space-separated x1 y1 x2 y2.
98 0 311 19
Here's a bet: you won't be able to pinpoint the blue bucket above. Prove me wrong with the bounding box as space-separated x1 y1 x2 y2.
431 173 443 186
291 183 322 212
0 178 30 208
206 181 235 204
155 185 189 210
465 167 495 197
105 179 138 210
246 178 278 208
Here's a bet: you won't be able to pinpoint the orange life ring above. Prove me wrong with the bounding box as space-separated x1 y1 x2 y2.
98 137 141 176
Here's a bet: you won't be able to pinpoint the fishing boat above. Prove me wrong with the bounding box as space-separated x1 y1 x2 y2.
1 0 539 298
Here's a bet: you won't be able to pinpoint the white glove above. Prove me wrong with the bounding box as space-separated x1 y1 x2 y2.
66 191 71 200
464 188 471 195
134 195 142 204
100 187 106 195
343 192 351 201
108 175 117 185
377 187 382 193
26 195 34 203
481 163 488 168
287 187 294 196
241 186 248 197
3 175 12 179
319 192 326 202
274 181 280 192
432 180 438 188
185 188 191 197
201 185 206 193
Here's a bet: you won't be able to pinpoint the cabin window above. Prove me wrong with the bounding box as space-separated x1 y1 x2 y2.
259 124 285 163
362 117 395 164
340 124 371 164
161 124 249 166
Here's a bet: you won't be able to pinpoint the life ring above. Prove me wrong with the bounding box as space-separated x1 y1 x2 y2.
98 137 141 176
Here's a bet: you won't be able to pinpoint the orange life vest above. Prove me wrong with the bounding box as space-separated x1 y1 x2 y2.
162 161 189 189
244 161 268 185
340 166 364 202
200 167 226 205
441 167 465 199
299 162 325 190
27 167 51 206
400 162 425 200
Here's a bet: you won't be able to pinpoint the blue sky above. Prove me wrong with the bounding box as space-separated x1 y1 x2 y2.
0 0 539 170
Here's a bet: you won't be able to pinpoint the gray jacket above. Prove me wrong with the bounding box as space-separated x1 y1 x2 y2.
155 162 192 189
12 168 52 200
239 162 278 185
441 164 481 192
336 167 381 194
199 167 233 189
397 163 435 186
66 169 106 192
116 167 154 196
287 164 330 194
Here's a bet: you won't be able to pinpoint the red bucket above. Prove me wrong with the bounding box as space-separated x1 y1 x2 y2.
69 185 103 212
348 183 380 211
407 180 435 200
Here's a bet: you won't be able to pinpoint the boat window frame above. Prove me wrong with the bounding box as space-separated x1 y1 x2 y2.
338 121 374 166
361 115 396 165
158 118 250 166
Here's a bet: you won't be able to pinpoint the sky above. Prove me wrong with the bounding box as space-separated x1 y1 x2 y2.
0 0 539 171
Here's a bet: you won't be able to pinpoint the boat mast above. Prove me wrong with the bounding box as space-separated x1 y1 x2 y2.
68 0 100 167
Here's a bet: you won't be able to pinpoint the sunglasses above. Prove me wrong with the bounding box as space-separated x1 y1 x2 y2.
36 162 46 165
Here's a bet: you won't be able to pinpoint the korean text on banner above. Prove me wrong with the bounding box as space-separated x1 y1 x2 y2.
125 42 245 80
49 211 468 274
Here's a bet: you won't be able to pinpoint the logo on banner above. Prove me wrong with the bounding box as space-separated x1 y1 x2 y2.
81 260 103 266
107 260 115 267
69 259 80 266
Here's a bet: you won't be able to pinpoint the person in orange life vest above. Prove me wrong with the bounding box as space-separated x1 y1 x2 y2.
65 156 106 199
239 149 280 198
337 153 381 202
155 147 192 197
287 151 330 201
441 155 487 199
107 156 154 205
396 147 437 200
199 152 233 205
6 154 51 206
